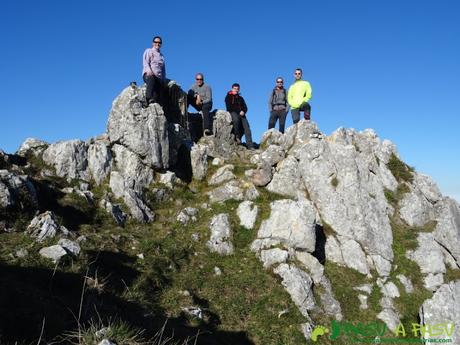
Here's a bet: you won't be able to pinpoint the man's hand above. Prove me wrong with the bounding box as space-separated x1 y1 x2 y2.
196 94 202 105
239 111 245 116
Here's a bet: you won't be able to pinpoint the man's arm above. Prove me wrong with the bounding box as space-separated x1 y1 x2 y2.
268 90 274 111
303 81 312 103
143 49 153 75
203 85 212 104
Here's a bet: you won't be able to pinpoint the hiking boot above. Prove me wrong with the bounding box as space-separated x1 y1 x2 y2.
236 138 241 145
204 129 212 136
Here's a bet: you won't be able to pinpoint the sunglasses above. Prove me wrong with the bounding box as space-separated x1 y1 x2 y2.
196 78 203 80
276 81 283 83
153 41 162 44
295 72 301 75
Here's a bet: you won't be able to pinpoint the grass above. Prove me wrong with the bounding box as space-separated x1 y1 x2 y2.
387 153 414 184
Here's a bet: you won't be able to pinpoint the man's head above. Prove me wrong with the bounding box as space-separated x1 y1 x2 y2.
275 77 284 88
231 83 240 93
195 73 204 86
294 68 303 81
152 36 162 49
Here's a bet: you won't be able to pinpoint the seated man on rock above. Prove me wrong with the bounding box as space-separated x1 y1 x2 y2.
187 73 213 136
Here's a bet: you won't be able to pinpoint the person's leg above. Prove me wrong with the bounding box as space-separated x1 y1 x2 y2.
268 111 277 130
278 110 287 133
230 111 242 143
241 116 254 148
291 108 300 124
202 102 213 133
301 102 311 120
143 74 156 103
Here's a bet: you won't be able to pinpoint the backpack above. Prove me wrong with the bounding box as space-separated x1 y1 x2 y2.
271 88 287 108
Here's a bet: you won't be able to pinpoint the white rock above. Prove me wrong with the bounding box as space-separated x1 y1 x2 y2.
39 245 68 263
236 201 258 229
27 211 69 242
207 214 234 255
208 165 235 185
58 239 81 256
396 274 414 293
190 144 208 181
260 248 289 268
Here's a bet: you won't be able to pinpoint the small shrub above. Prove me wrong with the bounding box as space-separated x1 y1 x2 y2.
387 153 414 183
331 176 339 188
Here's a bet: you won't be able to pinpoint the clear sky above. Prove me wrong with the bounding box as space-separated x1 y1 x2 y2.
1 0 459 201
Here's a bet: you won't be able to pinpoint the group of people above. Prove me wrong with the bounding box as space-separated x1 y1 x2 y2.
142 36 312 150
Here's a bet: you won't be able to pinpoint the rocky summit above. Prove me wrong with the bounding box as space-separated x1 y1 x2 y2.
1 84 459 345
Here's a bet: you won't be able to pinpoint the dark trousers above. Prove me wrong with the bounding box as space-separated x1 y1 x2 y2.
189 100 213 132
291 102 311 123
143 73 164 104
268 109 288 133
230 111 253 146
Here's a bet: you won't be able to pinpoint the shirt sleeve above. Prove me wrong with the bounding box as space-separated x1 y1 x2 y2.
303 82 312 103
268 90 274 111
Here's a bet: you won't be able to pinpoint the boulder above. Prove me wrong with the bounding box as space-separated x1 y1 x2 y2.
433 197 460 266
27 211 70 242
236 201 258 230
39 245 68 263
87 137 112 185
207 214 234 255
107 87 170 170
208 164 235 186
190 144 208 181
16 138 49 157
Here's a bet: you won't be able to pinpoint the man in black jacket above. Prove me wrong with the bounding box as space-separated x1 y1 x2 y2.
224 83 255 150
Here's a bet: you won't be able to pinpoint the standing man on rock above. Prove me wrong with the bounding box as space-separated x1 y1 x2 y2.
188 73 213 136
225 83 255 150
142 36 166 105
268 77 290 133
287 68 312 123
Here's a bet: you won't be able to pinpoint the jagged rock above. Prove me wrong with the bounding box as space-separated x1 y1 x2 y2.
318 276 343 320
433 197 460 266
190 144 208 181
423 273 444 292
39 245 68 263
181 306 203 320
358 294 368 309
245 165 272 187
98 340 116 345
207 214 234 255
177 207 198 224
17 138 49 157
377 308 400 332
236 201 258 229
273 263 315 318
109 171 154 222
107 87 170 169
354 283 373 295
159 171 177 188
211 157 224 166
87 137 112 185
259 145 285 167
340 239 370 275
207 180 244 203
99 197 127 226
42 139 89 181
112 144 154 191
209 110 239 158
396 274 414 293
27 211 69 242
295 127 394 274
213 266 222 276
58 238 81 257
369 254 392 277
266 156 304 198
295 251 324 284
419 280 460 343
406 232 446 277
379 280 400 298
260 129 285 148
260 248 289 268
325 235 345 266
0 170 38 209
243 182 260 201
253 199 316 252
208 164 235 185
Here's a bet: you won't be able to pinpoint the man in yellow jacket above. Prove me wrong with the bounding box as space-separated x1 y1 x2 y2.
287 68 312 123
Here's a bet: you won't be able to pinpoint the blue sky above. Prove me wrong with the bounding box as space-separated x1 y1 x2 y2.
1 0 459 201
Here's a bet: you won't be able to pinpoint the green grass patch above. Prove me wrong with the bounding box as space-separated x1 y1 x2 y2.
387 153 414 183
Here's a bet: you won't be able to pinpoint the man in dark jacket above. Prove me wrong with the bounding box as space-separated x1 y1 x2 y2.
225 83 254 150
268 77 290 133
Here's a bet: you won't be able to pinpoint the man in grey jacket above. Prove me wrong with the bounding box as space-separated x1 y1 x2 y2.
268 77 289 133
188 73 213 135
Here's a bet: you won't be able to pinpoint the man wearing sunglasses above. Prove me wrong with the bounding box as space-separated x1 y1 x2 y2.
142 36 166 105
188 73 213 136
287 68 312 123
268 77 290 133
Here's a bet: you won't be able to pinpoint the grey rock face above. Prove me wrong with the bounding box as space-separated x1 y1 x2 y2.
266 156 304 198
190 144 208 181
259 145 285 167
377 308 401 332
434 197 460 266
58 238 81 256
208 165 235 185
245 165 273 187
207 214 234 255
42 139 89 181
295 251 324 284
158 171 177 188
0 180 11 208
260 248 289 268
340 239 370 275
17 138 49 157
209 110 239 158
39 245 68 263
406 232 446 275
254 199 317 251
273 264 315 318
236 201 258 230
207 180 244 203
420 280 460 343
87 138 112 185
396 274 414 293
260 129 285 148
107 87 170 170
297 130 394 272
177 207 198 225
27 211 69 242
99 197 127 226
